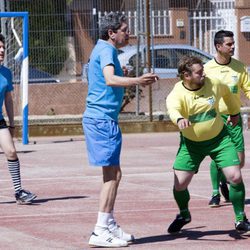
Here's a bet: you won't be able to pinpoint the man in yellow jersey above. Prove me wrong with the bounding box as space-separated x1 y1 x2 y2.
166 55 250 234
204 30 250 207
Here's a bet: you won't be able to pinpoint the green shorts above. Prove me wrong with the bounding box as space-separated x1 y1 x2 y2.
173 126 240 172
221 114 244 152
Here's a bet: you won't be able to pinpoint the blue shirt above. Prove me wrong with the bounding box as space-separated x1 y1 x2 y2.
0 65 14 120
83 39 124 122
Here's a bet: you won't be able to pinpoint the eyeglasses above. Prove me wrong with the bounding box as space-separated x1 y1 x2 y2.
118 27 130 34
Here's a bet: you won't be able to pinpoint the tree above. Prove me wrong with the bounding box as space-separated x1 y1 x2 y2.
9 0 68 75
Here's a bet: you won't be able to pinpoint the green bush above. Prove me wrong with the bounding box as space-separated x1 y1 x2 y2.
9 0 68 75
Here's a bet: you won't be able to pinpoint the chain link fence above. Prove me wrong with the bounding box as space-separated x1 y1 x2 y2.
0 0 249 117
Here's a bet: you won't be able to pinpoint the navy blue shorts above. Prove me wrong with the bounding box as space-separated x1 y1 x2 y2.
82 117 122 167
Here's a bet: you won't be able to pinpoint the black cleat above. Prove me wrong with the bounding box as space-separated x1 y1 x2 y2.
209 194 220 207
15 189 37 205
168 214 191 234
235 219 250 233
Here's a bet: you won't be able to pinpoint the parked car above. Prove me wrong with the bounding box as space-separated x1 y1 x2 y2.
29 67 59 83
118 44 213 78
13 48 60 83
13 67 59 84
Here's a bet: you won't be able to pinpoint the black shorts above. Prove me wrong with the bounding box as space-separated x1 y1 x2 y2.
0 119 8 129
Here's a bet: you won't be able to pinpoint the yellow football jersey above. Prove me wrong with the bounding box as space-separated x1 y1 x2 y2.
166 78 238 141
204 58 250 114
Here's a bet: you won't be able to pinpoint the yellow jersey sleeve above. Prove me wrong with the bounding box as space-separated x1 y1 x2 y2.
166 83 183 125
240 65 250 99
204 58 250 114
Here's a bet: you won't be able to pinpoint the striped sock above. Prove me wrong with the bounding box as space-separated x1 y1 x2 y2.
8 159 22 193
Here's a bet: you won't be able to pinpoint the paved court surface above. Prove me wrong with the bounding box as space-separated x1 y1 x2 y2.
0 131 249 249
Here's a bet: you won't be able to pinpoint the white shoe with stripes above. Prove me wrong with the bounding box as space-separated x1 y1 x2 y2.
89 228 128 248
109 223 135 242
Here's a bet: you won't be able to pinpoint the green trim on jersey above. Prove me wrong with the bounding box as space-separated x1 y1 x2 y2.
229 85 238 94
189 108 217 123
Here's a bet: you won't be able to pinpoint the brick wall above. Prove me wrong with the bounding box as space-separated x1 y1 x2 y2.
13 82 88 116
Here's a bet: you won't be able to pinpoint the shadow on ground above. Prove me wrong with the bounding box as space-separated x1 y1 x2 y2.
0 195 88 205
134 226 250 245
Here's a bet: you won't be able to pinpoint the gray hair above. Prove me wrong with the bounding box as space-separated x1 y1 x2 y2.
99 11 127 40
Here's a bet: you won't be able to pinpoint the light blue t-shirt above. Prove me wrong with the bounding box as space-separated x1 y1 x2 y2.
83 39 124 122
0 65 14 120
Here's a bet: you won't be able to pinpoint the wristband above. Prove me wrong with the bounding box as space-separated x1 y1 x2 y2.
177 118 184 123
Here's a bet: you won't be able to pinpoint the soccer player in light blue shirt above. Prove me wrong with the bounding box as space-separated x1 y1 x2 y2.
84 39 124 121
82 12 158 248
0 34 36 204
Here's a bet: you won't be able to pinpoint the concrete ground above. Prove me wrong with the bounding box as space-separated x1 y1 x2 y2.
0 131 249 249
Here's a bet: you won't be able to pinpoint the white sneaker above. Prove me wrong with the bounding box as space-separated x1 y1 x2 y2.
88 228 128 248
109 224 135 242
